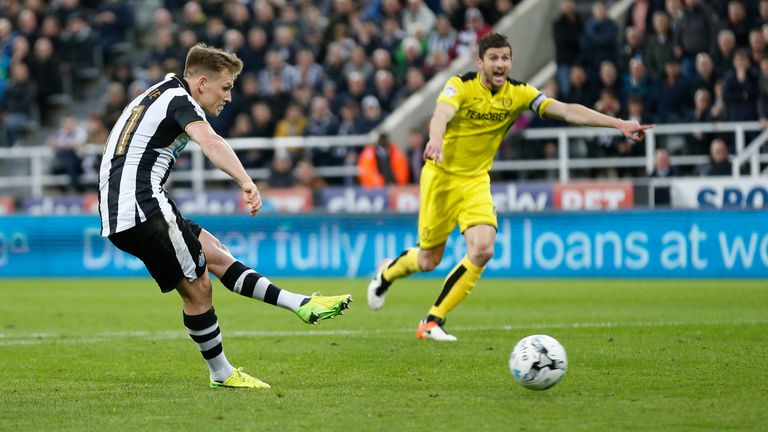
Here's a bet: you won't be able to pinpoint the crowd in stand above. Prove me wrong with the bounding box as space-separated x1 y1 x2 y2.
536 0 768 179
0 0 518 192
0 0 763 196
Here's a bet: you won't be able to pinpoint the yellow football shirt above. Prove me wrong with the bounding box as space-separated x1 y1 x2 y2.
431 72 552 177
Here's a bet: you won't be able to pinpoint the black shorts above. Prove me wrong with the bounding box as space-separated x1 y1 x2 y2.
108 204 206 293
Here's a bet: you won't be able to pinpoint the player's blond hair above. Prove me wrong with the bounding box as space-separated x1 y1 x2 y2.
183 43 243 79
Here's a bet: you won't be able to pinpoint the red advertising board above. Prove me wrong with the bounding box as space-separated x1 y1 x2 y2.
0 196 14 214
388 185 420 213
261 187 313 213
554 182 634 210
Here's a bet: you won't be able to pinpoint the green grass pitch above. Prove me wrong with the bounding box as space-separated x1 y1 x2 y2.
1 278 766 431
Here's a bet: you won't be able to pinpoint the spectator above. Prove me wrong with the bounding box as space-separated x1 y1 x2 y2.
371 48 395 75
39 15 64 54
270 24 300 64
693 52 718 96
579 1 619 75
229 112 254 139
597 60 624 105
627 94 653 125
653 58 693 123
698 138 733 176
710 79 727 120
324 42 349 91
0 62 37 146
102 82 126 130
748 28 766 66
565 64 596 107
402 0 436 37
258 49 299 96
295 47 325 92
623 58 656 109
588 89 624 163
240 27 268 75
180 1 207 41
428 15 457 58
267 150 297 188
725 0 750 49
47 115 86 193
222 29 245 57
240 102 275 169
294 158 327 203
372 69 398 113
92 0 134 66
146 28 183 67
422 45 451 80
343 45 375 84
27 37 64 126
60 13 98 97
649 147 678 206
553 0 584 96
395 36 425 77
356 95 385 133
406 127 426 182
16 9 39 46
618 26 646 76
757 57 768 128
86 112 109 145
304 96 340 138
756 0 768 30
224 2 251 35
357 133 409 188
644 11 675 81
341 70 369 107
274 103 307 138
686 88 715 154
674 0 718 78
722 49 759 121
336 99 362 136
82 112 109 178
451 7 491 59
393 66 426 107
712 29 738 79
379 16 406 57
625 0 661 36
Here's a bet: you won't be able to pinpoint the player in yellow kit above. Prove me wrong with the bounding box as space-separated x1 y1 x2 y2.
367 32 654 341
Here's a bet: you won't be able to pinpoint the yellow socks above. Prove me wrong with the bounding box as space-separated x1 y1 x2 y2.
428 255 484 319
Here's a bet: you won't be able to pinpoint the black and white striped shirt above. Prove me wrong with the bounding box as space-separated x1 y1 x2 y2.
98 75 207 236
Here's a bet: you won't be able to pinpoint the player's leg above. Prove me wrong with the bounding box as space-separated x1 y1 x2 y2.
368 243 445 310
200 229 351 324
368 164 455 309
176 275 270 389
418 175 496 341
109 211 268 388
426 224 494 321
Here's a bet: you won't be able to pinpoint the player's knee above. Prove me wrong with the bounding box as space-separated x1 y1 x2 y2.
418 255 441 272
469 246 494 267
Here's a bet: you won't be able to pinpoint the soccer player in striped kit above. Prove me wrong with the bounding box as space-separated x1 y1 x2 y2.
99 44 351 388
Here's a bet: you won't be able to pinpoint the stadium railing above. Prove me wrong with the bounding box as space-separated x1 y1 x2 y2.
0 122 766 199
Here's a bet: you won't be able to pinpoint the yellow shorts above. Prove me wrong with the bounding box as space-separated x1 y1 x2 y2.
418 164 497 249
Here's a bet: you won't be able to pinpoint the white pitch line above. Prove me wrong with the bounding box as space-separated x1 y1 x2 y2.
0 319 766 347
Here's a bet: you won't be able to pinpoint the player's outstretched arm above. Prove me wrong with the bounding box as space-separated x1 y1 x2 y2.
424 102 457 163
542 99 655 142
186 121 261 215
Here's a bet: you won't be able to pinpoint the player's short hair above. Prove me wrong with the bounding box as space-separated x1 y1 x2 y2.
184 43 243 79
478 32 513 59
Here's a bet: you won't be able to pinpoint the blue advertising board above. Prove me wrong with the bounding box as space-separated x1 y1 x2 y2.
0 211 767 278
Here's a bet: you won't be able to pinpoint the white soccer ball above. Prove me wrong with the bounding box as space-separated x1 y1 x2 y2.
509 334 568 391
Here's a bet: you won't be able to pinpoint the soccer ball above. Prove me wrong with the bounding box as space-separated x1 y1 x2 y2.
509 334 568 391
